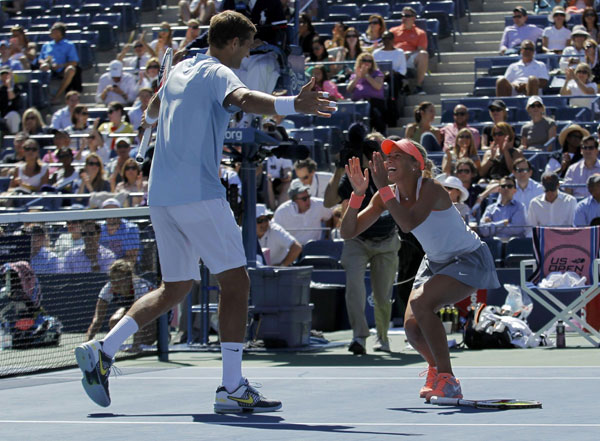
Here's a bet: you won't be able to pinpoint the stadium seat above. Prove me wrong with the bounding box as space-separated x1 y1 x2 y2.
89 20 119 51
49 4 77 18
64 13 93 28
482 236 504 267
79 3 109 18
392 2 424 16
20 5 47 17
25 0 52 9
423 1 457 41
328 4 360 18
5 16 32 29
473 76 499 97
504 236 534 268
360 3 391 18
302 239 344 261
110 3 140 32
32 16 62 27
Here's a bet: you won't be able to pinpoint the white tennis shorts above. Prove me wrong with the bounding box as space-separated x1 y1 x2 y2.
150 199 247 281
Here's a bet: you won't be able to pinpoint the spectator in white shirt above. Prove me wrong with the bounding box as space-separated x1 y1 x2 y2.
560 62 598 109
273 181 334 245
563 135 600 198
290 158 333 199
117 35 150 75
542 6 572 54
528 172 577 228
264 155 293 207
50 90 80 130
560 25 589 71
96 60 139 106
496 39 550 96
256 203 302 266
512 157 544 209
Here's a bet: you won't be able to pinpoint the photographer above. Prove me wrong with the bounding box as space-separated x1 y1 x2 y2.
324 124 400 355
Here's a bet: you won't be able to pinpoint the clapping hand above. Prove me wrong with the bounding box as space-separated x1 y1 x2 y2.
345 156 369 196
368 151 390 189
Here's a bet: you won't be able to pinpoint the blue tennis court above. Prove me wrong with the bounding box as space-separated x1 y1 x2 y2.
1 342 598 441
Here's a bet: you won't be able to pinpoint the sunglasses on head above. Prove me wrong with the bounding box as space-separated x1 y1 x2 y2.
500 184 515 189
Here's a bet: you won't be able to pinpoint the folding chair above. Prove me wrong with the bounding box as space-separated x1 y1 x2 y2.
520 226 600 347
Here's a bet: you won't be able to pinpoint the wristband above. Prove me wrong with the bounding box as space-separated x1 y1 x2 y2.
144 111 158 125
379 186 395 203
349 192 365 209
274 96 298 115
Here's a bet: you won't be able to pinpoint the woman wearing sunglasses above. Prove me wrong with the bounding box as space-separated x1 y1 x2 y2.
560 62 598 109
145 21 179 62
81 129 111 165
581 6 599 42
21 107 47 136
114 158 147 207
74 153 111 197
9 139 48 192
335 27 363 79
361 14 386 49
347 53 386 134
139 57 161 91
442 128 481 176
520 95 557 150
65 104 92 152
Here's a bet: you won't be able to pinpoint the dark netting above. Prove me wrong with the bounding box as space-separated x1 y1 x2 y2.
0 207 158 377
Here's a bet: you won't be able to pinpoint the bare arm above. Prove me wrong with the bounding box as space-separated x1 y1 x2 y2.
224 78 335 117
86 299 108 340
280 241 302 266
323 167 345 207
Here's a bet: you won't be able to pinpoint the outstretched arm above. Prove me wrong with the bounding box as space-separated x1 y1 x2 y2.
224 77 337 117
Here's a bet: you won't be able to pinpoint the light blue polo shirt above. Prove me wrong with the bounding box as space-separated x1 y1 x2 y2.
39 39 79 72
148 54 246 206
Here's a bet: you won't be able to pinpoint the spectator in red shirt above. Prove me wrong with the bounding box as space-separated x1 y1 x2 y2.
389 7 428 94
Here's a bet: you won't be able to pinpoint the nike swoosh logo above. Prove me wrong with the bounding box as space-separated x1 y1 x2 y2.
228 395 255 405
98 352 108 376
225 348 240 352
458 272 468 276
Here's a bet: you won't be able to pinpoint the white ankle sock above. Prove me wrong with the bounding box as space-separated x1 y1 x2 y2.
101 315 139 358
221 342 243 393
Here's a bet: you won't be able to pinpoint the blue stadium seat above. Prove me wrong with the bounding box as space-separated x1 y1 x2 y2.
20 5 47 17
423 18 440 60
0 177 10 192
302 239 344 261
360 3 391 18
64 13 93 28
328 4 360 17
110 3 140 32
284 114 313 128
79 3 109 18
423 1 457 41
89 14 120 50
555 106 593 122
473 76 499 97
74 40 97 70
5 16 32 29
32 16 62 26
25 0 52 9
392 2 424 16
50 4 77 18
504 237 533 268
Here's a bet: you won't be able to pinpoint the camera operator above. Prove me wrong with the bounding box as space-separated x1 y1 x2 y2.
324 124 400 355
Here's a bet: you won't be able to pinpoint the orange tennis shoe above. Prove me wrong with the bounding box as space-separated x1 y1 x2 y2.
425 373 463 402
418 366 438 398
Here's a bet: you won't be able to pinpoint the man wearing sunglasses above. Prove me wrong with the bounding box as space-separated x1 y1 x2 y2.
499 6 543 55
512 157 544 210
440 104 481 150
563 135 600 198
273 180 333 245
388 7 428 94
256 203 302 266
528 172 577 229
96 59 138 106
63 220 116 273
117 33 150 75
496 39 549 96
478 176 527 238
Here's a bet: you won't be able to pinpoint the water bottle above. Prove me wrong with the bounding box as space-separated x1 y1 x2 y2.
556 320 566 348
0 323 12 351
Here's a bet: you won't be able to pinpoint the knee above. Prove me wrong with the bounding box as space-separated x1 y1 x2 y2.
496 77 508 86
528 75 539 85
409 295 432 319
403 315 420 338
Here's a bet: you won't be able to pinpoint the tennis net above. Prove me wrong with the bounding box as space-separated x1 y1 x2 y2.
0 206 159 377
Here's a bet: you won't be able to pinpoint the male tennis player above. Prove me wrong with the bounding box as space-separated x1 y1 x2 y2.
74 10 335 413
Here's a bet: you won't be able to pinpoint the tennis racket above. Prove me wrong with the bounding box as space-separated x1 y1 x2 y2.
135 47 173 163
430 396 542 410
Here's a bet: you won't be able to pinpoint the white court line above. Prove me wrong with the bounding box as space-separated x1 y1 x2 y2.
34 376 600 381
0 420 599 428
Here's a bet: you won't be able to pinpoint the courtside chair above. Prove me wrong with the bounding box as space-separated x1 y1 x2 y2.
520 226 600 347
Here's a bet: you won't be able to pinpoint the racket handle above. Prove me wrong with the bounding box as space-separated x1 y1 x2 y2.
136 127 152 163
430 396 461 405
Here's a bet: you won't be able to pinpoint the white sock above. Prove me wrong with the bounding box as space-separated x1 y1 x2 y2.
101 315 139 358
221 342 243 393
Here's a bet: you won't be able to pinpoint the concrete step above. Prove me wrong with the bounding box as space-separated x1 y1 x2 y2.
456 31 503 43
439 50 497 62
451 41 500 52
482 0 522 12
424 72 475 83
405 94 442 106
437 60 475 73
422 81 474 94
465 19 506 33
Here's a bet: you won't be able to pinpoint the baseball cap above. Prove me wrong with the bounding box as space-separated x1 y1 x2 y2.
115 137 131 147
526 95 543 108
587 174 600 186
109 59 123 77
513 6 527 16
288 180 311 199
255 203 273 219
101 198 122 209
0 40 8 47
488 99 507 110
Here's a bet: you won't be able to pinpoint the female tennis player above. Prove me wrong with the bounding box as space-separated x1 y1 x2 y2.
340 138 500 401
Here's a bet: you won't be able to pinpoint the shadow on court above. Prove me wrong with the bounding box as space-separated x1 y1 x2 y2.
88 412 422 437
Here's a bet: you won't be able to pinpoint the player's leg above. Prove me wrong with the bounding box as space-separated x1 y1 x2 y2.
410 274 474 401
